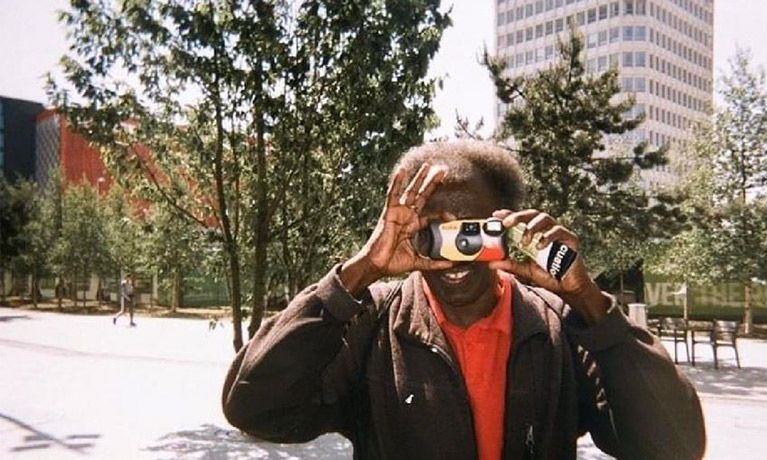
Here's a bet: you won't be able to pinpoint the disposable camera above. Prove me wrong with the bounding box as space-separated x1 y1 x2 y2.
419 218 578 281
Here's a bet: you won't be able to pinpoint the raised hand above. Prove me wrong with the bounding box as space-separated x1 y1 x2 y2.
340 164 454 295
489 209 611 324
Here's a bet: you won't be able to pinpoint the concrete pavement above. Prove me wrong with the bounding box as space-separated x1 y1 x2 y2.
1 307 764 459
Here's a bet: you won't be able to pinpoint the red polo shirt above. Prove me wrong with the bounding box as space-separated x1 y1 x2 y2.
423 273 513 460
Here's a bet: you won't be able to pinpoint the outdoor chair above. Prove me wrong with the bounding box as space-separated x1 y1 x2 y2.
658 317 689 364
691 320 741 369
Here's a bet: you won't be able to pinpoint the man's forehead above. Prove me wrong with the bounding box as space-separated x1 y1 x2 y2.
424 180 501 218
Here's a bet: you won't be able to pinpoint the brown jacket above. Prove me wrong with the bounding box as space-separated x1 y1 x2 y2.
222 266 706 460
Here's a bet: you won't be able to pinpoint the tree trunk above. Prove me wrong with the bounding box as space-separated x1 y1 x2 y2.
249 61 268 339
82 269 87 308
0 263 5 304
211 53 243 352
744 279 753 335
56 275 63 310
31 273 39 309
170 266 181 313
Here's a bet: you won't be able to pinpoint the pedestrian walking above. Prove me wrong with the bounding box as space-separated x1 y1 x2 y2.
113 273 136 327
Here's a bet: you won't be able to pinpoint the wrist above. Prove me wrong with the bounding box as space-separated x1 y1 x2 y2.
563 282 611 325
339 252 384 297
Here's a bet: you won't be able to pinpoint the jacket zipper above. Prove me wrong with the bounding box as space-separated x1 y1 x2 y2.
424 341 477 458
525 423 535 459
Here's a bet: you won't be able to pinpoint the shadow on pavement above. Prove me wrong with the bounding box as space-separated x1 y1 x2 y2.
145 424 352 460
681 365 767 400
0 314 33 323
0 412 100 453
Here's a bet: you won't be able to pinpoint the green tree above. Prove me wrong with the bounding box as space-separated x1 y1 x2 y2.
52 184 110 308
10 181 58 308
50 0 448 350
485 29 681 287
101 186 146 298
650 49 767 333
0 176 28 302
142 203 209 312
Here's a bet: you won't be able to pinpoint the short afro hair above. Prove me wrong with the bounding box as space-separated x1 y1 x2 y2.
391 140 526 211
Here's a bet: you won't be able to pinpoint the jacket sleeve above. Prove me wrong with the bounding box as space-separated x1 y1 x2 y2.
567 306 706 460
221 265 391 443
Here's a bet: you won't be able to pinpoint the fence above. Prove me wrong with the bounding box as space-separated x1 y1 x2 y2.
1 270 231 308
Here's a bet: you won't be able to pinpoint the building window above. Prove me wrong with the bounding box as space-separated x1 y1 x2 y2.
635 77 646 92
536 24 544 38
623 52 634 67
635 26 646 41
623 26 634 41
624 0 634 15
587 33 598 48
588 8 597 23
506 10 515 23
598 55 608 71
599 5 608 20
598 30 608 46
577 12 585 26
635 51 646 67
526 3 534 17
526 27 533 41
610 27 620 43
497 13 506 25
555 18 564 32
609 53 619 68
536 0 543 14
545 45 555 60
610 1 620 17
623 77 634 91
636 0 646 15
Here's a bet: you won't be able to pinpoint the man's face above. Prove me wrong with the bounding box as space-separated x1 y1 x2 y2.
420 171 502 308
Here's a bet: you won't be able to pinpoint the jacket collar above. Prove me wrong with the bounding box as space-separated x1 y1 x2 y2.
393 271 550 350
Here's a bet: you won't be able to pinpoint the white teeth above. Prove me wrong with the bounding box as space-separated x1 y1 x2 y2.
443 269 470 281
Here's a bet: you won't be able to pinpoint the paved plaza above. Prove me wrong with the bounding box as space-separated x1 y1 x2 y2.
1 306 765 459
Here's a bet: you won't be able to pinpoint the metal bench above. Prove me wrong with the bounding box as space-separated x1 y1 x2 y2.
691 320 741 369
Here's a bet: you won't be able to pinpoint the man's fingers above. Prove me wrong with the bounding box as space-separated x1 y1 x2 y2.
522 212 555 245
537 225 579 250
400 163 430 207
489 258 554 289
492 209 513 219
386 168 407 208
501 209 541 230
415 166 447 205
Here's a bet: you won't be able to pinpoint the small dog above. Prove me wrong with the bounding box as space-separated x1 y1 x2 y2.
208 316 222 331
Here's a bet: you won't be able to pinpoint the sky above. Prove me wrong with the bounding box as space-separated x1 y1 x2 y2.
1 0 766 139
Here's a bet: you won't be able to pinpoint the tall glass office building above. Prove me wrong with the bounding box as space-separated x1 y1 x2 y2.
495 0 714 189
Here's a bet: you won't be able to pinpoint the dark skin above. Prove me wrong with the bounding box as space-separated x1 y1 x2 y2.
340 164 610 327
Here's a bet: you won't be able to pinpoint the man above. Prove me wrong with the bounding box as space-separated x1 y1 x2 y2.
222 141 705 460
113 272 136 327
